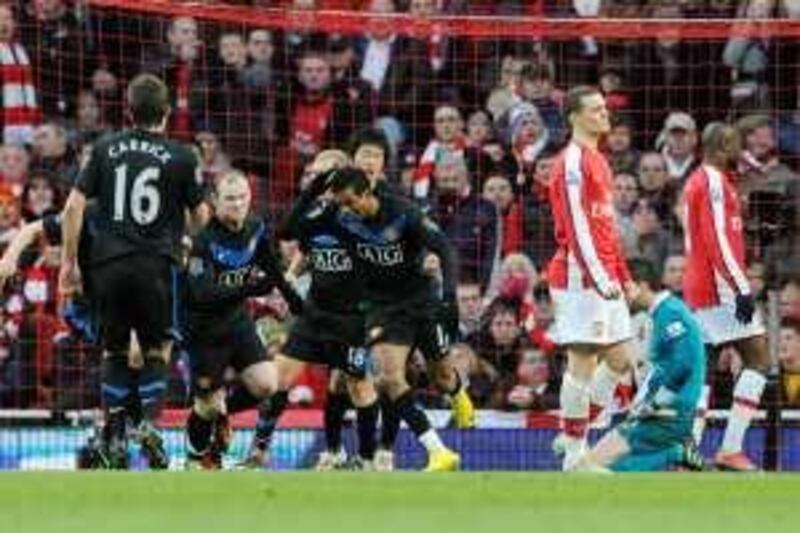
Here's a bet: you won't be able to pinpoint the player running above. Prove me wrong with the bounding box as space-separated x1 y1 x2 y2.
573 259 706 472
239 150 381 470
547 86 636 470
683 122 769 471
328 167 461 471
59 74 210 468
183 169 303 469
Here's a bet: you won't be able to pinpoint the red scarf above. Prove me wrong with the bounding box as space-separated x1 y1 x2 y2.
0 42 41 145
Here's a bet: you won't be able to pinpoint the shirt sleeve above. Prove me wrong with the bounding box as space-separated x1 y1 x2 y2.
179 148 205 211
254 222 305 313
413 210 459 300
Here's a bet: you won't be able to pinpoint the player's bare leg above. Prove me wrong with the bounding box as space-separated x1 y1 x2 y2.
716 335 769 471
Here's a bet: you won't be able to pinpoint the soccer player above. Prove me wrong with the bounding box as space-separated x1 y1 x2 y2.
59 74 210 468
183 169 303 469
0 208 171 469
574 259 706 472
547 86 636 470
351 128 476 471
241 150 381 471
683 122 769 471
328 167 461 471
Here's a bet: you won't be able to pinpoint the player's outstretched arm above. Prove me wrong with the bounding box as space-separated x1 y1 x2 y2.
0 220 45 288
255 236 304 315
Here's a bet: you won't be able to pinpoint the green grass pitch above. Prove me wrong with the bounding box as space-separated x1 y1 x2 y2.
1 472 798 533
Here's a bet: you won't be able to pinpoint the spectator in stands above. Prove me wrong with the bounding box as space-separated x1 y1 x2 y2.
30 122 76 193
485 54 523 121
210 31 273 174
0 181 19 248
457 280 483 338
414 104 467 200
0 144 29 196
194 130 231 186
0 4 39 146
326 36 375 147
408 0 460 103
605 113 638 174
599 63 632 114
516 148 557 270
518 62 566 146
737 113 796 186
502 101 550 189
357 0 433 147
506 346 561 411
143 16 209 141
20 169 59 222
778 318 800 407
780 277 800 320
628 198 671 273
656 111 699 182
636 151 679 227
661 254 686 296
481 171 517 257
465 301 528 409
243 29 275 89
73 90 109 147
18 0 91 118
613 171 639 252
350 126 391 183
429 155 498 287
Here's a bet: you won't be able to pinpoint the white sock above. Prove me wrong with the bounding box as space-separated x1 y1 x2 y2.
419 429 446 454
721 369 767 454
692 385 711 445
590 361 619 411
560 372 591 444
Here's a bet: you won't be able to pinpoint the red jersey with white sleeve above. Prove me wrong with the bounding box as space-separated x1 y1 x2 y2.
682 164 750 309
547 142 631 295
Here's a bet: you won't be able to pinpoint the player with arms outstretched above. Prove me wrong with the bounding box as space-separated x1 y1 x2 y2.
547 86 636 470
574 259 706 472
683 122 769 471
59 74 210 468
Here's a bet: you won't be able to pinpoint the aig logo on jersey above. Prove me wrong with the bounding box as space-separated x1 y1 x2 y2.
357 243 404 266
310 248 352 272
219 266 252 287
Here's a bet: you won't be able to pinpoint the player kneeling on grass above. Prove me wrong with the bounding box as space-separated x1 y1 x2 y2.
573 259 706 473
184 170 303 469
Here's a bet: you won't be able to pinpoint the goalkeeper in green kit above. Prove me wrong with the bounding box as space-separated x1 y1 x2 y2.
574 259 707 472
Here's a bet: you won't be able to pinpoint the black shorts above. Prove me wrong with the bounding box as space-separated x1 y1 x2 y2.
187 321 267 395
365 297 451 362
284 302 369 378
92 254 178 354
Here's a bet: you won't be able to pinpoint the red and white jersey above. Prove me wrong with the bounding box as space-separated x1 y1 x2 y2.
683 164 750 309
547 142 630 294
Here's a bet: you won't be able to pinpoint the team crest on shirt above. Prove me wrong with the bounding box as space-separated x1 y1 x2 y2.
665 321 686 340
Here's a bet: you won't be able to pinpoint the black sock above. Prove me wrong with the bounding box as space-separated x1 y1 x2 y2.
356 401 379 460
101 354 131 441
254 390 289 450
324 391 350 452
393 390 431 437
187 409 215 455
126 368 143 428
380 395 401 449
226 384 262 414
138 358 167 422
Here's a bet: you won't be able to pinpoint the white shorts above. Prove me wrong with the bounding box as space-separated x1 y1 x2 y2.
551 288 633 346
694 304 766 346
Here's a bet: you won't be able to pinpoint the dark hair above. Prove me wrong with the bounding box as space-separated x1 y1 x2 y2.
348 127 390 159
564 85 601 123
520 62 552 83
781 317 800 335
327 166 371 195
628 258 662 290
126 74 170 128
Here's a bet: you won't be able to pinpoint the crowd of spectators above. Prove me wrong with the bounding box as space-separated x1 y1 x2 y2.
1 0 800 413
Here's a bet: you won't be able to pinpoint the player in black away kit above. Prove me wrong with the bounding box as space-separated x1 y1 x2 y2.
59 74 210 468
183 170 303 469
329 167 462 471
1 205 170 469
240 151 380 470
